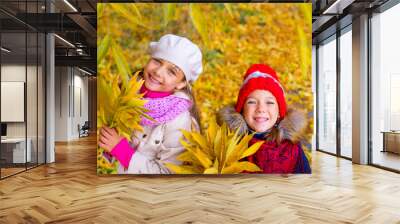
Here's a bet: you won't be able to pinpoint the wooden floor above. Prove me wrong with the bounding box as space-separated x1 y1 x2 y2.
1 136 400 223
1 163 44 178
1 167 26 178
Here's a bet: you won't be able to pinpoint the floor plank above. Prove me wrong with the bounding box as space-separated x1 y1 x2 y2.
0 135 400 223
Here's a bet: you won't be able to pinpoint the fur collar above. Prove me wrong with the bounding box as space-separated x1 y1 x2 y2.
216 105 307 144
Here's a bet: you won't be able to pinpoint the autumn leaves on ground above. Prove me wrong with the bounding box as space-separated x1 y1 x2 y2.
97 3 312 174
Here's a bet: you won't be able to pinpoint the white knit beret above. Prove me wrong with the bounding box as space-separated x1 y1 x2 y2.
149 34 203 82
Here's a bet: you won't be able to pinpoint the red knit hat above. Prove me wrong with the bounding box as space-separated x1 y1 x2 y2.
235 64 287 118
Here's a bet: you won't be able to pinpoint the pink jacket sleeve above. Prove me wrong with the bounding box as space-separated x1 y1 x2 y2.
110 138 136 168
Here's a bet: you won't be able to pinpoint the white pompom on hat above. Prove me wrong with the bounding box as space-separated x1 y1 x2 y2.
149 34 203 82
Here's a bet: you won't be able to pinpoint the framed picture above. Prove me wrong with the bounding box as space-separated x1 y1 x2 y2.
97 3 312 175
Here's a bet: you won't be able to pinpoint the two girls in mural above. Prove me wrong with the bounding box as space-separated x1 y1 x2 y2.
99 34 311 174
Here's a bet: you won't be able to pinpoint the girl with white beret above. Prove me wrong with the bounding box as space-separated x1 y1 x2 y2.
99 34 203 174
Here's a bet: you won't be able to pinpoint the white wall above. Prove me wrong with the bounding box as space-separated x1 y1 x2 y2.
54 67 89 141
72 73 89 138
55 66 69 141
1 64 25 142
1 65 28 138
1 65 25 81
1 64 36 137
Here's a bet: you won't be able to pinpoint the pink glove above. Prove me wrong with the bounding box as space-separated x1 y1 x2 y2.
110 138 136 168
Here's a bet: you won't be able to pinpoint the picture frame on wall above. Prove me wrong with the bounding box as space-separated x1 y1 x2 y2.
97 3 313 175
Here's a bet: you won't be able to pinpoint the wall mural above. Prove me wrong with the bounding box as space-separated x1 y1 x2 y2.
97 3 313 175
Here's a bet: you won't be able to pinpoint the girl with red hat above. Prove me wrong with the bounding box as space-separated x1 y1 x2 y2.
217 64 311 174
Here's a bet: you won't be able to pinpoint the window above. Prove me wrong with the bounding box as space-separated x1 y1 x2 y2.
339 27 352 158
0 1 47 179
371 2 400 171
317 35 337 154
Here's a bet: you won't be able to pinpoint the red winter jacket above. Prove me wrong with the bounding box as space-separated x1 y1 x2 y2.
246 138 310 173
217 105 311 174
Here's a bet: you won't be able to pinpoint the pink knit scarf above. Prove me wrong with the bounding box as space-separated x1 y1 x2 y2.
140 86 192 126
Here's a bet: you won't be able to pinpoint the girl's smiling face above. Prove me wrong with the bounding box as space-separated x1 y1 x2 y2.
143 58 186 92
242 90 279 133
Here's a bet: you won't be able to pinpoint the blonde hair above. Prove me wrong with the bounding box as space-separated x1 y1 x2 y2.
181 81 201 131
